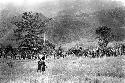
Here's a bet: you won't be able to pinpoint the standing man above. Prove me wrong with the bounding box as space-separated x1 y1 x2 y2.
37 52 43 72
41 56 47 74
37 54 47 74
37 58 42 72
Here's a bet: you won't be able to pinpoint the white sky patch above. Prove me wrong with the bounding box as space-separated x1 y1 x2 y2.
0 0 124 6
112 0 125 6
0 0 58 6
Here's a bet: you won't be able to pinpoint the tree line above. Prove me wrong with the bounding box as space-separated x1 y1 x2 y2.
0 11 124 60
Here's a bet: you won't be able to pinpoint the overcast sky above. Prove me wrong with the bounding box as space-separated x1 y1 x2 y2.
0 0 124 17
0 0 59 8
0 0 125 6
0 0 58 5
0 0 124 7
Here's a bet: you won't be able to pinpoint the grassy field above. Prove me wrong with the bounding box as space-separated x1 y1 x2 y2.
0 55 125 83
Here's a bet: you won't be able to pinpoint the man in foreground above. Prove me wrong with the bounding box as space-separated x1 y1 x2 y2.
37 55 47 74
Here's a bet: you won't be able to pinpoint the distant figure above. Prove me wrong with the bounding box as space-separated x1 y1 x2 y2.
37 56 47 74
56 46 63 59
7 62 13 68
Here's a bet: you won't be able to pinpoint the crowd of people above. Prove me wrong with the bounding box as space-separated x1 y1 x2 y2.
0 43 125 60
67 44 125 58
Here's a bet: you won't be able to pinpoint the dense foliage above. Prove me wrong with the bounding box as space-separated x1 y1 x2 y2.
95 26 113 49
11 12 54 56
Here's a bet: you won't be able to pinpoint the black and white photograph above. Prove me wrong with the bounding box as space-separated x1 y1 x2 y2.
0 0 125 83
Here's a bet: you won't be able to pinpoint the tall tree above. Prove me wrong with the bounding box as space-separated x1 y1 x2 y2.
11 12 52 55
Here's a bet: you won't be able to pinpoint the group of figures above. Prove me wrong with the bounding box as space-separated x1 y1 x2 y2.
54 44 125 59
0 43 125 60
0 46 38 60
67 44 125 58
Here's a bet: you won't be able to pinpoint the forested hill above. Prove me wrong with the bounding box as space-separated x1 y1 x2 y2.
0 12 50 47
0 9 95 46
1 6 125 47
